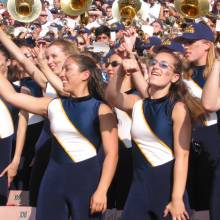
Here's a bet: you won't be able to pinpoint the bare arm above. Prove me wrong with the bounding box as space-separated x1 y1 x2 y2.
0 110 29 186
105 58 140 113
164 102 191 220
0 73 51 116
131 60 149 98
202 59 220 111
34 46 69 96
90 104 118 214
0 27 47 89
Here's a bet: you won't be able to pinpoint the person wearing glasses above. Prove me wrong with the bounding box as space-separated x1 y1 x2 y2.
105 49 206 220
0 54 118 220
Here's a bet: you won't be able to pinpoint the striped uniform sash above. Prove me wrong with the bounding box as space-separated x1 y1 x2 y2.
184 79 217 126
48 99 97 163
131 100 174 167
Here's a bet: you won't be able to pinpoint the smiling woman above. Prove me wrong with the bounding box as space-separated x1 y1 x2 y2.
105 50 206 220
0 54 118 220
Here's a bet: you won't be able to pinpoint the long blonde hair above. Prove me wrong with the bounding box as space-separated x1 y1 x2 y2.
204 41 215 78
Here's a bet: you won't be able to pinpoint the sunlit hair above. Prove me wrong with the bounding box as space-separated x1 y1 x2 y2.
151 50 207 123
48 39 79 56
204 41 215 78
67 54 105 101
182 40 215 79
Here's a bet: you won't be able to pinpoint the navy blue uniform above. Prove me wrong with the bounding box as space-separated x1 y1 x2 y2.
108 89 135 210
121 96 191 220
184 66 220 219
36 96 102 220
29 83 57 206
12 77 44 190
0 97 18 205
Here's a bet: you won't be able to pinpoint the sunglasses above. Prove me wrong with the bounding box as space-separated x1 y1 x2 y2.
78 41 86 45
106 60 121 67
148 59 173 70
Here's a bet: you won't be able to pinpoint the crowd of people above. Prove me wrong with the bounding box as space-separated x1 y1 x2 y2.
0 0 220 220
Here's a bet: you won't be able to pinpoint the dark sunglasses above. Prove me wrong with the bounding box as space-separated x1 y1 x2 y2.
78 41 86 45
106 60 121 67
148 58 173 70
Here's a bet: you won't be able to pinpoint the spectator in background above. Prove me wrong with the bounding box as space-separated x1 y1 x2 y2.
76 35 87 52
95 25 110 44
151 19 164 37
211 0 220 16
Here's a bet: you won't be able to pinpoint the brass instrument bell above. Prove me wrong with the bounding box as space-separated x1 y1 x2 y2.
61 0 93 17
174 0 209 19
112 0 146 26
7 0 42 23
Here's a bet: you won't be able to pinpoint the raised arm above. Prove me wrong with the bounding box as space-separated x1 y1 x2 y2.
105 58 140 113
130 55 149 98
90 103 118 214
35 46 70 97
164 102 191 220
202 59 220 111
0 27 47 89
0 73 51 116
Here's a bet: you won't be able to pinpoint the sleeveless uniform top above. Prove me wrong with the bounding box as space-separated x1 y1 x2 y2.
184 66 217 126
114 89 137 149
44 82 58 98
0 98 14 139
20 77 44 125
48 96 102 163
131 96 175 168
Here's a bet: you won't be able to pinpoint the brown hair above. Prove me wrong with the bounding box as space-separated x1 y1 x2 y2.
67 54 105 101
156 50 207 123
48 39 79 56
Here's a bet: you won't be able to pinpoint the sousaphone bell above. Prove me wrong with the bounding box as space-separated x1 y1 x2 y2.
61 0 93 17
112 0 148 26
174 0 209 19
7 0 42 23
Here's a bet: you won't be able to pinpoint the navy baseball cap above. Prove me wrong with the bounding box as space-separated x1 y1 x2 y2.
174 22 214 42
157 38 185 53
76 27 91 34
110 22 125 32
143 36 162 49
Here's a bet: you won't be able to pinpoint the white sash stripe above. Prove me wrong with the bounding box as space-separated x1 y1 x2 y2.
183 79 217 126
48 99 97 162
131 100 174 167
0 99 14 138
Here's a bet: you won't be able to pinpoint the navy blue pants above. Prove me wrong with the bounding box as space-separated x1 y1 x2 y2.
108 145 132 209
210 159 220 220
188 124 220 220
13 121 43 190
36 156 102 220
0 136 13 205
30 120 51 206
121 160 191 220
